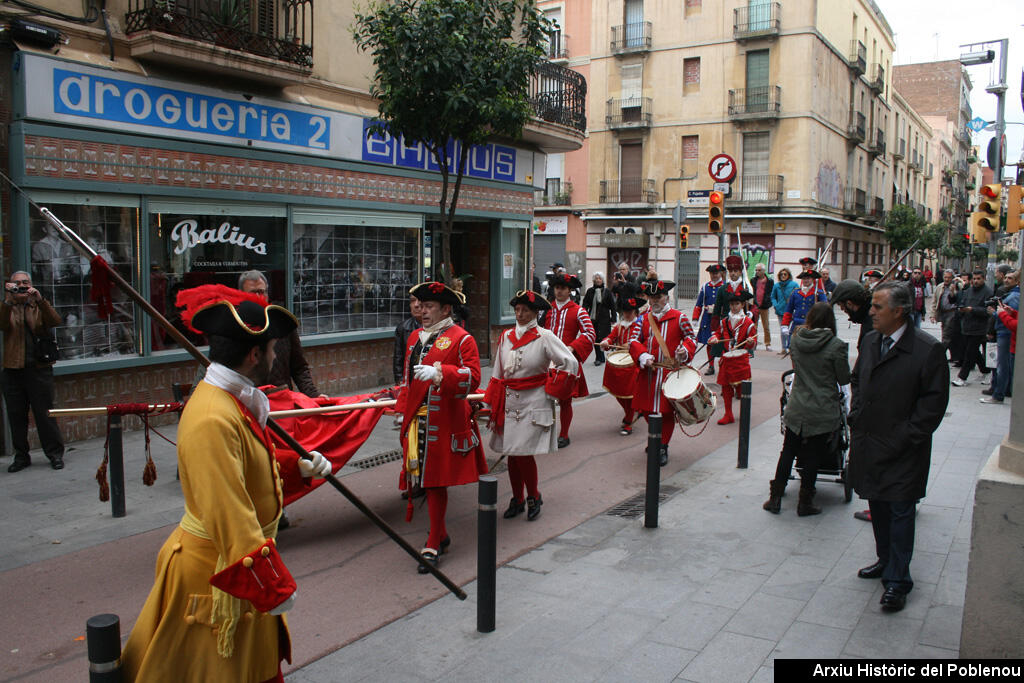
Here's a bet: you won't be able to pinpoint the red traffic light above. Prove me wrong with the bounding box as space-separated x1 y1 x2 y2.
980 184 1000 198
709 191 724 205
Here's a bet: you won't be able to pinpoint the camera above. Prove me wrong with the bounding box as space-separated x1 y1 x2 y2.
983 296 1002 308
16 286 29 293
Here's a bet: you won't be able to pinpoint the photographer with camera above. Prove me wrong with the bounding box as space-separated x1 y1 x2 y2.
982 270 1019 405
952 270 993 388
0 272 65 472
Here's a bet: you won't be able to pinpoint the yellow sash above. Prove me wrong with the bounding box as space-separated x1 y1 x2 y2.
405 406 430 476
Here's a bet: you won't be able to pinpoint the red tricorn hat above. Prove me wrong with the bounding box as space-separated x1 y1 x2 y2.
176 284 297 342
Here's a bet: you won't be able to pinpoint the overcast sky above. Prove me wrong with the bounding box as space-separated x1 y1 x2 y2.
875 0 1024 177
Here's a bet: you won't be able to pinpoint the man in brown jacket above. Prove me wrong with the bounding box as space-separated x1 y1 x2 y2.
0 271 65 471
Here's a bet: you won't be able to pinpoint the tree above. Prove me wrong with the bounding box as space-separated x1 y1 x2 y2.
354 0 551 282
997 247 1019 265
883 204 926 255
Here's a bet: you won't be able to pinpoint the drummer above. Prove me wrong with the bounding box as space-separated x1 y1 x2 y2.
599 283 643 435
709 290 757 425
484 291 579 522
692 264 725 377
628 279 696 466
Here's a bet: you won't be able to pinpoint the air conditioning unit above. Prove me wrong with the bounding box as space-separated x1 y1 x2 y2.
604 226 624 234
622 226 641 234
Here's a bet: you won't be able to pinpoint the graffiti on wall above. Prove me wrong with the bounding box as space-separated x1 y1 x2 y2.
728 235 775 280
815 161 842 209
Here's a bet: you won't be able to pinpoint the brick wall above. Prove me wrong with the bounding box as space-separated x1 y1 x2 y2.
893 61 963 120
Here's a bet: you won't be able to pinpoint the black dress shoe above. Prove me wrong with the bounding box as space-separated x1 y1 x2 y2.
417 549 439 574
880 586 906 612
503 497 526 519
658 444 668 467
7 459 30 473
440 536 451 554
526 495 543 521
858 560 886 579
557 436 570 449
50 458 64 470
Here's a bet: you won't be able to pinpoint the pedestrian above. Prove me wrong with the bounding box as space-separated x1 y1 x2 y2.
819 267 837 296
952 269 993 387
0 271 65 472
781 265 828 338
692 264 725 375
123 286 328 680
982 270 1018 404
830 279 874 350
628 279 696 466
771 267 797 355
397 281 488 574
709 290 756 425
542 272 595 448
750 263 774 351
394 293 423 385
599 284 642 435
582 272 616 366
931 269 961 361
984 265 1014 391
849 281 949 613
906 267 931 328
485 290 578 522
763 302 851 515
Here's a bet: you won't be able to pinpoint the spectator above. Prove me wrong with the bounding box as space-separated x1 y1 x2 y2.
931 270 961 361
952 270 993 387
763 302 850 515
830 279 874 350
531 263 544 296
849 281 949 613
394 293 423 385
819 268 837 296
771 267 797 354
450 277 470 325
982 270 1019 404
906 268 932 328
582 273 616 366
645 264 659 281
750 263 774 351
0 271 65 472
611 261 637 297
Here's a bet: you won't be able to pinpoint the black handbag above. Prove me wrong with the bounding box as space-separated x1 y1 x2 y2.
28 328 60 364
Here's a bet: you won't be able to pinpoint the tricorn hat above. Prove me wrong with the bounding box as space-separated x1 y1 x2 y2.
797 270 822 280
862 268 884 280
548 272 583 290
799 256 818 268
509 289 551 312
176 284 297 343
706 264 725 274
616 283 644 311
640 279 675 296
725 255 744 270
409 281 466 306
725 289 754 304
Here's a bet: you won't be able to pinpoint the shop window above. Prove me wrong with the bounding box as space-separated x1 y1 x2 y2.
292 223 420 335
29 202 139 360
498 224 528 320
149 207 286 350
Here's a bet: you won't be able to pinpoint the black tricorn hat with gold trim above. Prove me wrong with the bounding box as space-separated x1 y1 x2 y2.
548 272 583 290
640 279 675 296
409 281 466 307
176 284 297 342
509 289 551 312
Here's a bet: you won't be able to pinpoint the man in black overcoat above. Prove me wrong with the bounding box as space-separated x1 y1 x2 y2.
848 281 949 612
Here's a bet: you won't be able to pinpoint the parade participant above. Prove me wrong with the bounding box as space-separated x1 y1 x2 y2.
543 272 596 448
692 264 725 377
123 285 330 682
712 255 751 322
397 281 487 574
485 291 578 522
629 279 696 466
600 284 643 435
709 290 757 425
863 269 884 290
781 267 828 338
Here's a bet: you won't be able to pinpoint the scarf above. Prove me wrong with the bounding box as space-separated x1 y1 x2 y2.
800 283 813 294
203 362 269 428
651 303 671 319
728 311 746 325
727 276 742 288
515 320 538 337
418 316 453 345
554 298 571 310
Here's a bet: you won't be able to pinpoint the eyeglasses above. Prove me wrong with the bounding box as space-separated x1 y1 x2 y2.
11 279 30 285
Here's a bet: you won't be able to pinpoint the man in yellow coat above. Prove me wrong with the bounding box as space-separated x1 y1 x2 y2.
123 285 332 683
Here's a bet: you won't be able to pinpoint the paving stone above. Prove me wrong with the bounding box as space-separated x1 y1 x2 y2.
919 604 964 651
680 631 775 683
692 568 768 609
723 592 807 640
798 585 874 630
772 620 852 659
652 600 736 651
597 642 697 683
760 557 832 600
844 613 925 658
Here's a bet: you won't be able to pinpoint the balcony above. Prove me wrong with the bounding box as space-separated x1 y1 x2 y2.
733 2 780 41
728 86 781 121
736 174 784 204
606 97 652 130
867 128 885 156
909 151 921 171
534 188 572 207
867 196 885 223
844 186 868 217
546 31 568 61
599 178 657 204
611 22 651 54
848 40 867 75
893 138 906 159
847 109 866 143
955 160 969 176
924 162 933 179
124 0 314 84
528 60 587 138
868 63 885 93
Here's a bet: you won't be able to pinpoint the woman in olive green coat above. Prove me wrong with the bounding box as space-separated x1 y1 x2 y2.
764 302 851 515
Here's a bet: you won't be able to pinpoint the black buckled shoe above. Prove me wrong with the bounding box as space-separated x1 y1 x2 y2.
658 444 668 467
50 457 64 470
503 497 526 519
7 458 30 473
417 549 439 574
880 586 906 612
858 560 886 579
526 495 543 521
557 437 570 449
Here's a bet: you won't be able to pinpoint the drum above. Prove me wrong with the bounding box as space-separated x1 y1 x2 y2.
662 367 717 425
718 349 752 385
603 351 637 399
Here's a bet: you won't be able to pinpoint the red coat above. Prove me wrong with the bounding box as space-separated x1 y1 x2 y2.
714 314 757 385
602 320 639 398
396 324 488 489
543 300 596 397
628 308 697 414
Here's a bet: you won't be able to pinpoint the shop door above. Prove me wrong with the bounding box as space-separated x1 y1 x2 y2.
607 248 647 283
676 248 700 299
534 234 567 276
427 221 491 359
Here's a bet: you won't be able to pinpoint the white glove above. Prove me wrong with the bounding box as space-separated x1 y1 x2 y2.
268 592 296 616
638 353 655 368
413 364 439 382
781 325 790 335
675 347 690 363
297 450 331 479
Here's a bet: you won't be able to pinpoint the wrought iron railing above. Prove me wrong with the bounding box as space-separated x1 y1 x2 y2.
530 60 587 133
125 0 313 68
894 138 905 159
611 22 651 52
605 97 652 128
848 109 866 141
599 178 657 204
728 86 781 117
738 174 784 203
546 30 568 60
844 186 867 215
869 63 885 92
734 2 780 39
873 197 885 219
849 40 866 74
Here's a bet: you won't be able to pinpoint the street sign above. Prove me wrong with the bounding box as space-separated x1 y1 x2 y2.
968 116 988 133
671 201 687 226
713 182 730 193
686 189 710 207
708 154 737 183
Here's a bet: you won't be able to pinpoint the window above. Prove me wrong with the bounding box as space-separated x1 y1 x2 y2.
498 223 528 319
624 0 644 48
684 57 700 90
745 49 770 112
30 200 139 359
682 135 699 175
741 132 770 200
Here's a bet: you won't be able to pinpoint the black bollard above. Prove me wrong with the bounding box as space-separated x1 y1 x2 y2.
86 613 122 683
108 415 126 518
477 474 497 633
644 414 662 529
737 379 752 469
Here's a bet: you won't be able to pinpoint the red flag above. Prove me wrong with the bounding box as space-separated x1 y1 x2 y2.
89 255 114 319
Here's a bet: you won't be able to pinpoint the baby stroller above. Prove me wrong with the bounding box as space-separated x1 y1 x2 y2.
779 370 852 502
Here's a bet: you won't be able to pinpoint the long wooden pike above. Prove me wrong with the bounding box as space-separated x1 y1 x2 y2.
3 179 468 600
880 238 922 282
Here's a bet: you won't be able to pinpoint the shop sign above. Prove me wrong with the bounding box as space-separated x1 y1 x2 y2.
362 121 515 182
169 219 268 256
532 215 568 235
599 233 649 248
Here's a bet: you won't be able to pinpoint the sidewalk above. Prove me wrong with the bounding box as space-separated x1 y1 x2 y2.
287 319 1009 682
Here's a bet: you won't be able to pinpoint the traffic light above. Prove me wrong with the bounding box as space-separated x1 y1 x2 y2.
1007 184 1023 234
976 184 1002 231
679 223 690 249
708 191 725 233
969 212 988 243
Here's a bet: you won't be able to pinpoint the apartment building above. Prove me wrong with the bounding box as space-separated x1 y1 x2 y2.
0 0 585 441
892 90 935 223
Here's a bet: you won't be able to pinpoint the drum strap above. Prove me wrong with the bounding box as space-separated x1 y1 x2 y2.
647 312 674 363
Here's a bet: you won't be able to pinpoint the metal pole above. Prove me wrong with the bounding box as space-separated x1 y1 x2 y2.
716 232 724 268
644 414 662 528
477 475 497 633
108 415 126 518
737 380 752 469
86 614 122 683
989 39 1009 284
